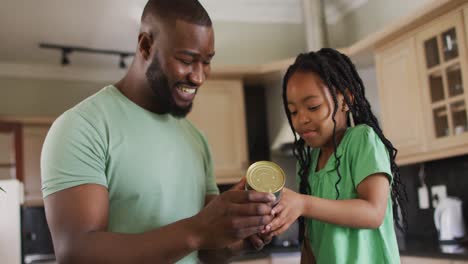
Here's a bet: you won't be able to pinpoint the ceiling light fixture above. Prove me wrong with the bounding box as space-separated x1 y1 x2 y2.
39 43 135 68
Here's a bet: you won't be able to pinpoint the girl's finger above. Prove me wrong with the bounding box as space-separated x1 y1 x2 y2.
267 214 284 231
271 203 284 215
273 224 290 236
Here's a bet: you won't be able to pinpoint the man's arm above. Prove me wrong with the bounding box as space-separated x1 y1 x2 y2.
45 182 276 264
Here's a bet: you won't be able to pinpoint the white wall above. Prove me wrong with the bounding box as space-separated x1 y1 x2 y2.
0 77 105 117
326 0 432 48
212 22 306 66
357 66 381 120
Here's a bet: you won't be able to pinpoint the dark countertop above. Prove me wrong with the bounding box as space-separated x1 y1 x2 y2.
230 245 300 261
399 237 468 260
231 237 468 261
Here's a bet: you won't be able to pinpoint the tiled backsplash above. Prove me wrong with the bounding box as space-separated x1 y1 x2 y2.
399 154 468 239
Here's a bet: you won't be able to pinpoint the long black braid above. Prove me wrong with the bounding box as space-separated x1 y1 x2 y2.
282 48 408 242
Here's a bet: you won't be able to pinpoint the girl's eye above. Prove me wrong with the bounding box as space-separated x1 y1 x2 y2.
308 105 321 112
289 111 297 116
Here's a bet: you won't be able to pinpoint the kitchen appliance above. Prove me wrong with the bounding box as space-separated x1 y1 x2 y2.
434 196 466 243
21 206 56 264
0 179 23 264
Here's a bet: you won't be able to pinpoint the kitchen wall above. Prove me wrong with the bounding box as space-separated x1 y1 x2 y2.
0 77 105 117
327 0 432 48
399 154 468 239
212 22 306 66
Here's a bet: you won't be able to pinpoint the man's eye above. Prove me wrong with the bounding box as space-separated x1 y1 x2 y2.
178 59 192 65
203 60 211 65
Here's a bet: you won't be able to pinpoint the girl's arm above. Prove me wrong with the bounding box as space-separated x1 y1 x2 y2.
268 173 389 235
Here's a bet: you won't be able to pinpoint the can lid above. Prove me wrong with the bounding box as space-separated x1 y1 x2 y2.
246 161 285 193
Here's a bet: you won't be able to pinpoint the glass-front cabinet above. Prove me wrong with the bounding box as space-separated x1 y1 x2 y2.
417 12 468 150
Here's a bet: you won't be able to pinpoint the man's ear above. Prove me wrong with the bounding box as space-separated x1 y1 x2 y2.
137 32 153 61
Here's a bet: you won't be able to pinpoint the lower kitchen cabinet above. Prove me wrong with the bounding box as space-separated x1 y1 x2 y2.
230 252 301 264
231 259 270 264
401 256 468 264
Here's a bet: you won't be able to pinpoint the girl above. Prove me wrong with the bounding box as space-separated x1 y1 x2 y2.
266 49 406 263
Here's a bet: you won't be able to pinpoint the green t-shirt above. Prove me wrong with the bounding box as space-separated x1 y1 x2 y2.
302 124 400 264
41 85 219 264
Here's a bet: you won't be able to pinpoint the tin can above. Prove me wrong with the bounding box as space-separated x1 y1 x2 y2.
246 161 285 203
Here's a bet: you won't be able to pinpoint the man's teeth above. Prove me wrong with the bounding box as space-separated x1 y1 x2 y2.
180 86 196 94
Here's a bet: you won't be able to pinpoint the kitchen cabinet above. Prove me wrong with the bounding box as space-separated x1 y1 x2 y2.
188 79 248 184
0 122 23 181
415 11 468 151
231 259 270 264
375 3 468 165
401 256 451 264
230 252 300 264
22 125 49 205
376 36 426 159
401 256 468 264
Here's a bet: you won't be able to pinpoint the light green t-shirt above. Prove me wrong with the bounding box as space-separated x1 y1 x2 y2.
41 85 219 264
302 124 400 264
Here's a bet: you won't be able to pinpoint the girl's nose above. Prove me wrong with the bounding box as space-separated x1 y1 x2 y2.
298 112 311 124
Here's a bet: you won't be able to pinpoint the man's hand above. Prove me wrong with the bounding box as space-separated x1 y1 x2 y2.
193 178 276 250
247 233 274 251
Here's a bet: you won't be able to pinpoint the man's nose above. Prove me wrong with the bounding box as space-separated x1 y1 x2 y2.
189 64 205 86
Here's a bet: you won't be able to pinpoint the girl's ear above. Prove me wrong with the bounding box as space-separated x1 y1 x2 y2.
342 89 354 112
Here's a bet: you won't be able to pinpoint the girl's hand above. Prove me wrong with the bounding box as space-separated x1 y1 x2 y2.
266 188 304 236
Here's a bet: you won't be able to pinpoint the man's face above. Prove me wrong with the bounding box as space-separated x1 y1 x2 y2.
146 20 215 117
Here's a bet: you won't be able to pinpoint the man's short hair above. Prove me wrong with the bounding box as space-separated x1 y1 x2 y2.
141 0 212 27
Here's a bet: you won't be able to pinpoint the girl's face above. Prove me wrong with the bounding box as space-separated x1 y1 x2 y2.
286 71 349 149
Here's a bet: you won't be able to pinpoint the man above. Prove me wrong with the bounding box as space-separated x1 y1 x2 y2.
41 1 274 263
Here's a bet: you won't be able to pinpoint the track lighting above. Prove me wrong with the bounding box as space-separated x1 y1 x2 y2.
39 43 134 68
119 54 128 69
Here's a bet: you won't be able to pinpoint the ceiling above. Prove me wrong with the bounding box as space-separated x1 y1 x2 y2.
0 0 365 68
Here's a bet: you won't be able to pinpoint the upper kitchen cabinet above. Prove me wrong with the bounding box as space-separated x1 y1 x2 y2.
0 123 23 182
22 125 49 205
376 36 426 159
188 79 248 184
416 11 468 152
374 1 468 165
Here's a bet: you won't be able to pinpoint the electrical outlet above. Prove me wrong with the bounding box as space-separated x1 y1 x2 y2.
431 185 447 208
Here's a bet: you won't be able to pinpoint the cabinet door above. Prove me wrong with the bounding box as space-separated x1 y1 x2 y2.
231 259 270 264
416 12 468 151
22 125 49 205
376 37 426 160
464 4 468 46
188 80 248 184
0 123 23 181
400 256 451 264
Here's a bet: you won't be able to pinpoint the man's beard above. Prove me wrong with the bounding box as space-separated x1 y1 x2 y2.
145 56 193 118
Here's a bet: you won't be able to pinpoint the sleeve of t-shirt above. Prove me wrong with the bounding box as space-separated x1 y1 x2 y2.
349 126 393 187
41 110 108 198
200 134 220 195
